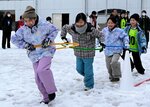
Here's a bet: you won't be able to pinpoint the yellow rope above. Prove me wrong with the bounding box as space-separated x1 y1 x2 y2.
34 42 79 50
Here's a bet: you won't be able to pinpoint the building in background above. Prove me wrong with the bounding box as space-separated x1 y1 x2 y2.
0 0 150 30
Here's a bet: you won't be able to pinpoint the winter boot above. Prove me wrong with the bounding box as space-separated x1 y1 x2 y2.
110 78 120 82
40 100 49 104
48 93 56 101
40 93 56 105
84 87 92 91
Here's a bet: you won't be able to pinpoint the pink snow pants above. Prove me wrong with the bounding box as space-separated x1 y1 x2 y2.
33 56 57 102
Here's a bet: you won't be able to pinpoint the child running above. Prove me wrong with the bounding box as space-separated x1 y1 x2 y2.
102 17 129 82
124 13 147 75
11 6 58 104
60 13 104 91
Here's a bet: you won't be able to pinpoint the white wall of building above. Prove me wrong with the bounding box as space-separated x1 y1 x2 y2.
0 0 150 25
88 0 144 23
0 0 35 20
37 0 85 25
142 0 150 16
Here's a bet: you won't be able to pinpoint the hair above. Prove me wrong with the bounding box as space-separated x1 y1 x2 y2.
120 10 126 15
130 13 140 22
126 11 130 14
20 15 22 20
112 9 117 13
46 16 52 21
92 11 97 15
142 10 147 14
6 11 11 15
4 11 11 17
107 16 117 24
75 13 87 23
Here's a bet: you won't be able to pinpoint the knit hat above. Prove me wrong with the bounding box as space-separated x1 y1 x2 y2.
130 13 140 22
22 6 37 19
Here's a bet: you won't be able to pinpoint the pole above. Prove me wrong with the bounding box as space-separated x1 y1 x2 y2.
85 0 88 16
35 0 38 13
126 0 128 10
106 0 108 16
141 0 143 12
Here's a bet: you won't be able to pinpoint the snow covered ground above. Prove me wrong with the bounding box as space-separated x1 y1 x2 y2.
0 31 150 107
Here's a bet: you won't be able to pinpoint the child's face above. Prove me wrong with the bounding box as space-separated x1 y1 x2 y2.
75 19 86 28
130 18 137 27
121 14 125 18
107 19 116 30
24 18 36 27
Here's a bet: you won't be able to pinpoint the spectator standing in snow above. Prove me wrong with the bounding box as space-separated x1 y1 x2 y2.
110 9 120 27
139 10 150 48
119 11 127 29
124 13 147 75
60 13 104 91
89 11 97 28
2 12 13 49
11 6 58 104
101 17 129 82
125 11 130 26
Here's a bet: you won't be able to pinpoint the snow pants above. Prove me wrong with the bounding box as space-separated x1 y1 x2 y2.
105 54 121 79
130 52 145 74
33 56 57 102
76 57 94 89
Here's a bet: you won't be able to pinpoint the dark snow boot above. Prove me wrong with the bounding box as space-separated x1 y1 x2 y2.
110 78 120 82
40 100 49 104
48 93 56 101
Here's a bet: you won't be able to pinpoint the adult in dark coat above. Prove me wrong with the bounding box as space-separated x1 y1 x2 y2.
110 9 120 27
139 10 150 48
2 12 13 49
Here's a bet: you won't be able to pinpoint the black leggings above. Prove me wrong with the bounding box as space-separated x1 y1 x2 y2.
122 50 145 74
130 52 145 74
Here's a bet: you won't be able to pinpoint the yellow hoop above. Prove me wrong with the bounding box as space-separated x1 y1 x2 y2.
34 42 79 50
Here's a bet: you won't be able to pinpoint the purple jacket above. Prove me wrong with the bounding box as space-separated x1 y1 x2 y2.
11 17 58 63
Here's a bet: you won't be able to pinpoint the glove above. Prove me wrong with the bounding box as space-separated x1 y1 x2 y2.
100 43 106 48
61 37 70 43
141 47 147 53
124 44 129 51
99 47 104 52
42 38 52 48
24 43 35 51
99 43 105 52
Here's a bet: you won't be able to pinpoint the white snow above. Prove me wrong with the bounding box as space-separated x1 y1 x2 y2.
0 31 150 107
120 51 134 90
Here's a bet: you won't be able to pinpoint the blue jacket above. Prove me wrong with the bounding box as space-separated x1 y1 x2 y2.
124 25 147 55
102 27 129 56
11 17 58 63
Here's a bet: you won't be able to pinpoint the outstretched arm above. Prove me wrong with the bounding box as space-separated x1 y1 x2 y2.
60 24 71 42
93 28 105 43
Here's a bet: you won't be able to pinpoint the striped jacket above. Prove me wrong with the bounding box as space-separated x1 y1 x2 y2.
61 23 104 58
